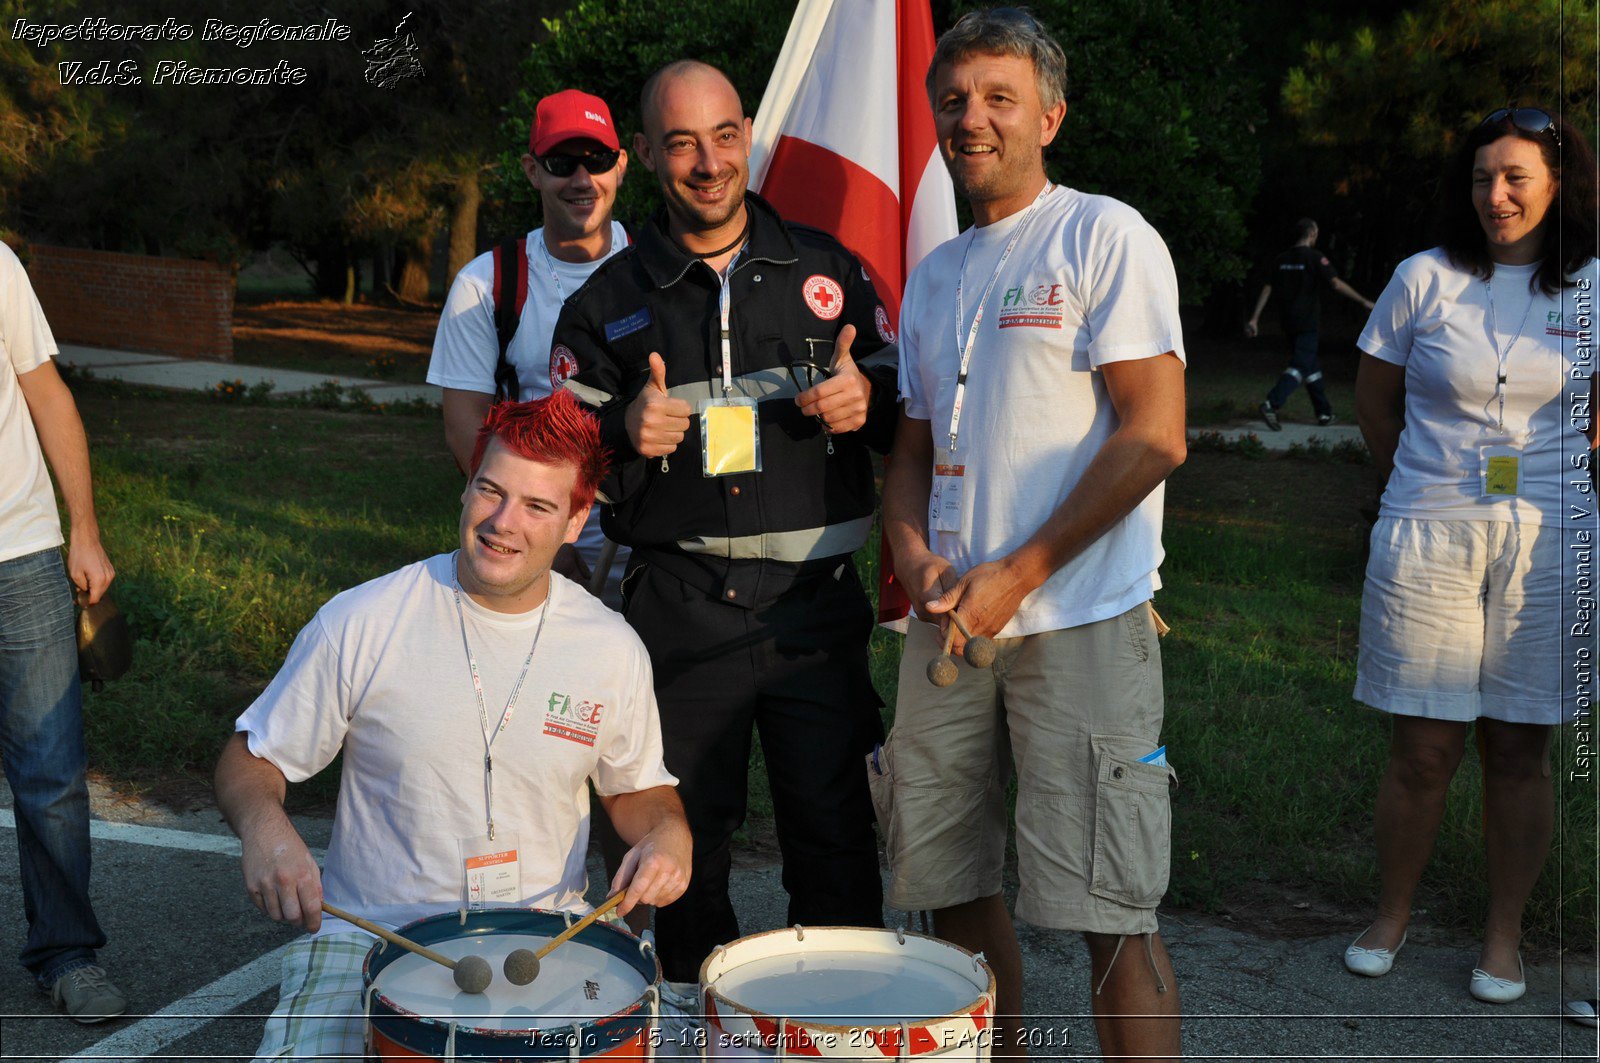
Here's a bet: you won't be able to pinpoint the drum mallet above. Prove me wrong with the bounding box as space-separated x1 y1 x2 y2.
926 613 998 686
503 890 626 986
321 901 493 994
947 613 998 668
926 624 960 687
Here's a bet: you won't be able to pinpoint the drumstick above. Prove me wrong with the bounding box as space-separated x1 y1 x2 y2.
535 891 625 959
321 901 492 994
946 612 997 669
926 623 959 687
504 891 627 987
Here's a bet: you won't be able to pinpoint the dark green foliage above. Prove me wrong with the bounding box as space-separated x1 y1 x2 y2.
1281 0 1597 285
501 0 792 232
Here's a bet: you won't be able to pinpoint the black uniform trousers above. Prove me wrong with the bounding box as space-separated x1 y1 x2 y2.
624 559 885 983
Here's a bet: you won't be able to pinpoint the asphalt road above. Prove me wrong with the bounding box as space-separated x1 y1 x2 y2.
0 780 1595 1061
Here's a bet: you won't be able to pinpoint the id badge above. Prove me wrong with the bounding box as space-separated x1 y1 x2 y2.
931 449 967 533
459 833 520 908
699 396 761 477
1478 439 1521 497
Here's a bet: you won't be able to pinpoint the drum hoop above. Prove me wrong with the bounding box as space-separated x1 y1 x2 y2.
363 907 660 1044
700 925 996 1039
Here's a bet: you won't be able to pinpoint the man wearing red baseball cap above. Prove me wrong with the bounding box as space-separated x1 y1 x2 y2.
429 88 633 603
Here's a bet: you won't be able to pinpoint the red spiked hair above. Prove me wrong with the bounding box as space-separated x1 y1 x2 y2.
469 390 609 513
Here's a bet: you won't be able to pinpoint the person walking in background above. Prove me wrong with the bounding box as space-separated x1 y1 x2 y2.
1346 107 1596 1004
1246 218 1375 430
0 242 125 1023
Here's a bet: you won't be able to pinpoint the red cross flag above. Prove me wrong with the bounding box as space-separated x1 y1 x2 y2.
750 0 958 623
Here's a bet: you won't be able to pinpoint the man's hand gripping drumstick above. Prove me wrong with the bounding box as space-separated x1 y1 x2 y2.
598 785 692 916
214 732 325 932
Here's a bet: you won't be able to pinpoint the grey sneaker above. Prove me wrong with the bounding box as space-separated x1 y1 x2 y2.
1259 402 1282 431
1317 413 1335 426
50 964 127 1024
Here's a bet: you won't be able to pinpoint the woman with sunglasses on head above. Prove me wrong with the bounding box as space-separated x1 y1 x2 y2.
1346 107 1596 1003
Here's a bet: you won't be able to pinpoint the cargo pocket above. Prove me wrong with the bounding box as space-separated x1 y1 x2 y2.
866 734 897 861
1088 735 1177 909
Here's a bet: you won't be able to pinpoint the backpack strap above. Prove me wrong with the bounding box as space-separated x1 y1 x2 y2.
489 235 530 402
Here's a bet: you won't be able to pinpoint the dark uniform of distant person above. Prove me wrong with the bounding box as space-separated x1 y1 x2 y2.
1245 218 1374 430
554 60 897 983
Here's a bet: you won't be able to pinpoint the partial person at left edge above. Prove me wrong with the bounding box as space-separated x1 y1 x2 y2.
0 242 126 1023
428 88 634 606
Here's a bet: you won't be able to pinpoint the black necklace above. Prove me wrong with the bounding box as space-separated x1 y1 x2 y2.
674 208 750 260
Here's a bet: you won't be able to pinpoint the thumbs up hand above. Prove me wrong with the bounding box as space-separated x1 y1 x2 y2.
626 352 693 457
795 324 872 434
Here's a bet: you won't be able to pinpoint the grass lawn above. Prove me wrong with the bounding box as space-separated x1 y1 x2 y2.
66 338 1595 946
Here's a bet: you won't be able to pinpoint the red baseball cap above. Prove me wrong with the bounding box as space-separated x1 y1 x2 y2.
530 89 620 155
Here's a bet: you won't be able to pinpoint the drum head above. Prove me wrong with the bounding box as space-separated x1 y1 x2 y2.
363 908 659 1055
703 926 994 1034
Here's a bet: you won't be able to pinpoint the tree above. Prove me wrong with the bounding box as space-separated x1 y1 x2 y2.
1282 0 1597 287
990 0 1265 305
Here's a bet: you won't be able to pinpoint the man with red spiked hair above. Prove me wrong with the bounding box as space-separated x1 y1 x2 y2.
215 392 690 1060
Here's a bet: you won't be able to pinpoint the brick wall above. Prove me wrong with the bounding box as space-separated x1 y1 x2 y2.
27 245 234 360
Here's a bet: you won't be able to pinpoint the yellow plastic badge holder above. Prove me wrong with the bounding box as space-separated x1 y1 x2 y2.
699 396 761 476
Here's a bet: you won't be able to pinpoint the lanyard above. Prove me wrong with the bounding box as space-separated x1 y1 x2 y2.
452 558 550 841
716 246 747 398
538 235 567 302
1483 276 1534 431
948 185 1054 453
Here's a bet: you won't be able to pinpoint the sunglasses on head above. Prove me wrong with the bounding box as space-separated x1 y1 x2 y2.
1479 107 1560 145
536 149 621 178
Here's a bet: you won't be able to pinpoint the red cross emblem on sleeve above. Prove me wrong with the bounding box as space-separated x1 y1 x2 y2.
803 274 844 321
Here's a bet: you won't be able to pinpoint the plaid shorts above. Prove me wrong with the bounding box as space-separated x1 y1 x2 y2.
253 933 370 1062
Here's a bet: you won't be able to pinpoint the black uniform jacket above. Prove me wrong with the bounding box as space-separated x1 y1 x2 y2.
554 193 899 608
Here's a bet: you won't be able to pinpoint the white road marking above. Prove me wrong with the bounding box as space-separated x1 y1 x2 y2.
0 809 325 860
62 943 292 1062
0 811 330 1060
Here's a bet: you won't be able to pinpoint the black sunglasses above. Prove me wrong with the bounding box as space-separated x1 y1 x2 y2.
1479 107 1560 145
536 149 621 178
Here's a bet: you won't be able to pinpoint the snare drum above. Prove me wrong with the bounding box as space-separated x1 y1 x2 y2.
362 908 661 1060
701 926 994 1061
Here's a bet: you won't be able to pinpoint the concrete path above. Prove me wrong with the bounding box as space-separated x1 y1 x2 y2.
54 343 1368 458
57 343 440 405
1191 417 1367 453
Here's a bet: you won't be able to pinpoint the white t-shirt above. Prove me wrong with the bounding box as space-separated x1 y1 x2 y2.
0 244 65 564
1358 248 1597 525
428 224 630 568
234 554 676 937
898 186 1185 636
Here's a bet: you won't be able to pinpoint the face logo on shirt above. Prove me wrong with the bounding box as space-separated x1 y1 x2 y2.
803 274 844 321
1545 308 1588 339
875 304 896 343
549 344 579 387
543 691 602 747
996 279 1066 330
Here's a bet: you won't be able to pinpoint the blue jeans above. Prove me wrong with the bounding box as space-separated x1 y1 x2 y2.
0 547 105 985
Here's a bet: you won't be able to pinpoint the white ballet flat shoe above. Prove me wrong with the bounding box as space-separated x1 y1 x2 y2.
1469 954 1525 1003
1344 929 1406 977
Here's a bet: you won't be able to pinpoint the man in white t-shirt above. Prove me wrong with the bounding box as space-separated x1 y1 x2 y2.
0 243 126 1024
215 393 690 1061
880 9 1186 1059
428 88 631 603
